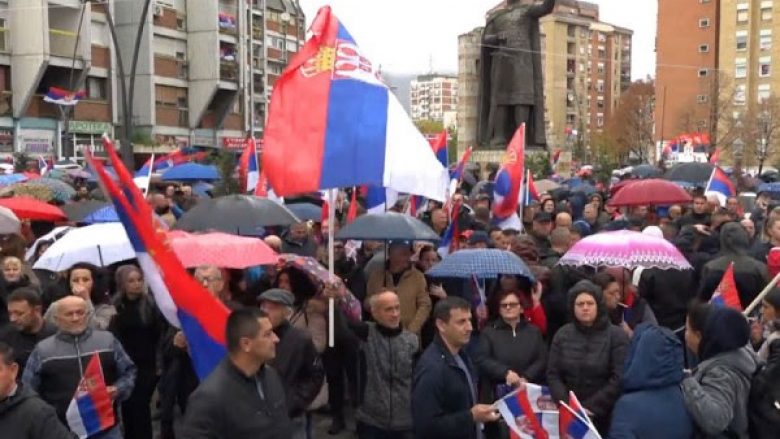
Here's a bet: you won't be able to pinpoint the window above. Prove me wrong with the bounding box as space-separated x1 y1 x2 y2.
735 84 747 105
761 29 772 50
697 94 709 104
760 56 772 77
762 1 773 21
736 31 749 51
759 83 771 101
597 62 605 74
597 114 604 128
737 3 749 24
735 58 747 78
0 18 7 52
699 18 710 28
698 68 710 77
699 44 710 53
86 77 106 100
285 40 297 52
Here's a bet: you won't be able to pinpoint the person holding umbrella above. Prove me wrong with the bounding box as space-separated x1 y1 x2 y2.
366 241 431 336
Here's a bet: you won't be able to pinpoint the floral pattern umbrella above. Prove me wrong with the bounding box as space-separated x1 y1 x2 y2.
558 230 692 270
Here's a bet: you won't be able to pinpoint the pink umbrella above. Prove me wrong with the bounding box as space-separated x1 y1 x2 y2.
558 230 691 270
167 230 277 268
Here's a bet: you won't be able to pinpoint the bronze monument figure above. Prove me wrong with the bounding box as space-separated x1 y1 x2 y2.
478 0 556 149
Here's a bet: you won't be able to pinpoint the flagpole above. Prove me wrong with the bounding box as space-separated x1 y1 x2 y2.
144 153 155 197
327 188 336 347
559 401 603 439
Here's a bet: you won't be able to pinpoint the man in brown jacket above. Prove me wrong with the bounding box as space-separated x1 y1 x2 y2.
366 242 431 335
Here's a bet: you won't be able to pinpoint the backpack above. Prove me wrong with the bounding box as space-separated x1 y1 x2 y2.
748 339 780 439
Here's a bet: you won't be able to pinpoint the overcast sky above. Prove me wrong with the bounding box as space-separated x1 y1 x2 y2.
299 0 657 80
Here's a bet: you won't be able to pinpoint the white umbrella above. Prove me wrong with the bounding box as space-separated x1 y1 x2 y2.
33 223 135 271
0 206 20 234
25 226 73 262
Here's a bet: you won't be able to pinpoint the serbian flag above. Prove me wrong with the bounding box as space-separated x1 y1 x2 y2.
493 124 525 230
551 149 561 167
497 384 555 439
524 170 540 205
346 188 358 223
238 138 260 192
87 135 229 379
365 186 399 214
255 169 284 203
471 273 488 328
437 198 462 258
430 131 448 167
44 87 85 106
263 7 448 202
65 354 115 438
710 262 742 311
704 167 736 207
135 149 208 176
709 148 720 165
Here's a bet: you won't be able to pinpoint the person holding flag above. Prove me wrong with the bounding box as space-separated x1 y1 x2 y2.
22 296 136 439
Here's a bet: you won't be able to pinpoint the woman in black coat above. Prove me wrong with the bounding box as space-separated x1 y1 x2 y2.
109 265 165 439
476 290 547 439
547 280 628 434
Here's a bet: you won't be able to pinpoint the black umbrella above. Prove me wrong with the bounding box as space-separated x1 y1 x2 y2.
285 203 322 221
336 212 440 241
174 195 300 236
663 162 714 184
60 200 110 222
469 181 495 201
632 164 662 179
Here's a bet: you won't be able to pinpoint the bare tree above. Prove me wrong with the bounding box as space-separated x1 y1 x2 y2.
604 80 655 163
738 94 780 174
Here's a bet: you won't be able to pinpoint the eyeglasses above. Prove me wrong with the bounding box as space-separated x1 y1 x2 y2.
500 302 520 309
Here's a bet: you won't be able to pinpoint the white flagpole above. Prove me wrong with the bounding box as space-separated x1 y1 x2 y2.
559 400 603 439
327 188 336 347
144 153 155 197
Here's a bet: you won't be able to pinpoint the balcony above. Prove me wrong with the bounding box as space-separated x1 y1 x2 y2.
218 1 238 36
0 91 11 116
220 60 238 81
49 29 81 58
0 26 8 53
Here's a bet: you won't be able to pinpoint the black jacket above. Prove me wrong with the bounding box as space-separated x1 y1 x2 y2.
638 267 695 330
0 383 75 439
109 295 165 372
269 320 324 417
412 335 478 439
749 338 780 439
180 359 291 439
475 318 547 402
0 321 56 372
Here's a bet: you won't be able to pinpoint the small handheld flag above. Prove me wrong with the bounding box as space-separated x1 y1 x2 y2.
65 353 115 438
710 262 742 311
238 137 259 192
704 167 735 207
496 383 553 439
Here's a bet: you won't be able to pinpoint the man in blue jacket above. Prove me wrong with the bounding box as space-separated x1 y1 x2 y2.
412 297 500 439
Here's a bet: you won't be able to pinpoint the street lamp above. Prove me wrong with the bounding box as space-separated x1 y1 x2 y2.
758 111 770 175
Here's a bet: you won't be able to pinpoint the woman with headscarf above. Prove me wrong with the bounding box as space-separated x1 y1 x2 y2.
109 265 164 439
682 303 759 438
547 280 629 433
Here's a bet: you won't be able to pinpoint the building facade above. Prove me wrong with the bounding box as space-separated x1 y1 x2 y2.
655 0 720 143
540 0 633 150
0 0 305 162
410 74 458 126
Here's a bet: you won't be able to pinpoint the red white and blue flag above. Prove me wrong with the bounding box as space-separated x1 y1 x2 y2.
558 391 601 439
135 149 209 177
710 262 742 311
238 137 260 192
437 198 462 258
88 136 229 379
493 124 525 230
365 185 398 214
65 353 115 438
44 87 85 106
704 167 736 207
430 131 449 168
263 7 448 201
524 170 540 206
497 383 557 439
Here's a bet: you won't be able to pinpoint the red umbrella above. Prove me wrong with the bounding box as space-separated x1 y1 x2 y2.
609 179 638 196
608 179 693 207
167 230 277 268
0 197 66 221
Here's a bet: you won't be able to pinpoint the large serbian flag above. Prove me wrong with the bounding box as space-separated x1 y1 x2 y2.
65 354 115 438
492 124 526 230
44 87 85 106
263 6 448 201
87 136 229 380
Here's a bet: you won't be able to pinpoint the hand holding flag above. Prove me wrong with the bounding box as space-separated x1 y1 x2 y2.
65 354 115 439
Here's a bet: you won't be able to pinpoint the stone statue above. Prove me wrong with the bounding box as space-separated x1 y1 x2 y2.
478 0 556 149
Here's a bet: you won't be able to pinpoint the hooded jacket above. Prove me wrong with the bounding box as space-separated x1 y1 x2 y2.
699 222 769 308
609 324 694 439
0 383 75 439
682 307 759 439
547 280 628 430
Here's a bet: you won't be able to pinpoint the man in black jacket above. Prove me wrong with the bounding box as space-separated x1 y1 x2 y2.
0 342 74 439
259 289 324 439
412 297 500 439
0 288 56 372
180 308 291 439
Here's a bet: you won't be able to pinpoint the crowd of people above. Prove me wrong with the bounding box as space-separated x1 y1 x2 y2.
0 166 780 439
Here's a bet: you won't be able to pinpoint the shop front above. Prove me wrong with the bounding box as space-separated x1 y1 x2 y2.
16 118 58 158
69 121 114 160
0 118 14 163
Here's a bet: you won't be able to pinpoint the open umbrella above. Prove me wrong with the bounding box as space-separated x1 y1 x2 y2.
663 162 714 184
162 163 220 182
426 249 535 281
174 195 299 235
25 226 72 261
0 197 66 221
278 253 341 289
61 200 111 222
0 206 20 234
336 212 440 241
33 222 135 271
558 230 691 270
285 203 323 222
82 205 120 224
0 174 29 186
167 230 277 268
631 164 662 179
0 184 54 202
607 179 693 207
17 178 76 202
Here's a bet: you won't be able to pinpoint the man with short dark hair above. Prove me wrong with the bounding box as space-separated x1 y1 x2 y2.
678 195 711 228
180 308 291 439
0 342 74 439
412 297 500 439
0 288 56 372
530 211 553 251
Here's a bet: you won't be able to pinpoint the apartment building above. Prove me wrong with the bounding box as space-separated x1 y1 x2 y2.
410 74 458 126
0 0 304 162
540 0 633 149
